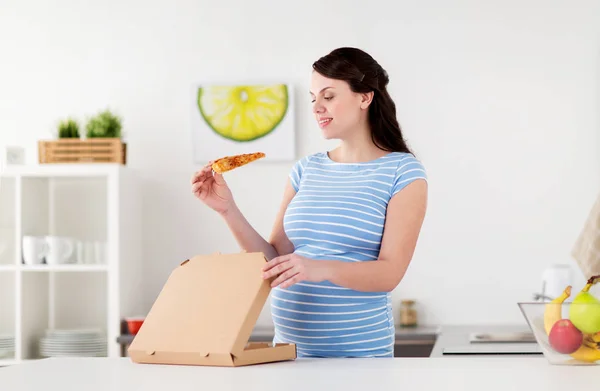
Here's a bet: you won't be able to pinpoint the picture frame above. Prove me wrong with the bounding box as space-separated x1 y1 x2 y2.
1 145 25 166
190 82 296 163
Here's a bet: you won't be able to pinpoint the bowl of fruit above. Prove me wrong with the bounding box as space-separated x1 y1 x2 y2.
518 275 600 365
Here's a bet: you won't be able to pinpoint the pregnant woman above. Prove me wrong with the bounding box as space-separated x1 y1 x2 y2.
191 47 428 358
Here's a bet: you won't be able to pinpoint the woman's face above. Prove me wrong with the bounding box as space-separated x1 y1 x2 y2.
309 71 370 140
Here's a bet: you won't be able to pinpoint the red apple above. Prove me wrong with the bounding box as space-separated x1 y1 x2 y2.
549 319 583 354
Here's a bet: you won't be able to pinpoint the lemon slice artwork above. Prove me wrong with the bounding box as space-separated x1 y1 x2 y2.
197 84 289 142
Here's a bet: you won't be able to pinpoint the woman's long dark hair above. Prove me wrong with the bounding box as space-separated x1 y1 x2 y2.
312 47 412 155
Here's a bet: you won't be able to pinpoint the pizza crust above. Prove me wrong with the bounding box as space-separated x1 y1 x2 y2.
211 152 266 173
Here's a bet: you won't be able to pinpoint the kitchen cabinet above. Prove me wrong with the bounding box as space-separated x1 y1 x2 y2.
393 326 438 357
0 164 143 365
393 340 435 357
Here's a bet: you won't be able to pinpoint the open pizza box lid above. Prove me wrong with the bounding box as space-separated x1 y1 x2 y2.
128 251 296 367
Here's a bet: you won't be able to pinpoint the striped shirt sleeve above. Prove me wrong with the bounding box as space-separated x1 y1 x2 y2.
392 155 427 196
288 155 311 192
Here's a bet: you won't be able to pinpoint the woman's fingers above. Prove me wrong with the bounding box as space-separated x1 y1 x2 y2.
263 257 294 280
263 254 290 272
192 176 215 199
191 161 216 184
191 160 221 201
191 181 203 194
279 274 301 289
270 266 299 288
191 170 207 185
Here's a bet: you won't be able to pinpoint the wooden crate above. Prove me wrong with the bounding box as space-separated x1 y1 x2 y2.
38 138 127 164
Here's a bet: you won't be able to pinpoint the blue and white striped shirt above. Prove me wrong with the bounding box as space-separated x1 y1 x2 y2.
271 151 427 358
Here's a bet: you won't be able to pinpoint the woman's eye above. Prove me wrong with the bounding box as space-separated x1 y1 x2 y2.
310 96 333 103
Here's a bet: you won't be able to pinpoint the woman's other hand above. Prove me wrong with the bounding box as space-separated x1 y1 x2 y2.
262 253 328 289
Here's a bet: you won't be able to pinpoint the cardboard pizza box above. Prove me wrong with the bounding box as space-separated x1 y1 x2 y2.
128 251 296 367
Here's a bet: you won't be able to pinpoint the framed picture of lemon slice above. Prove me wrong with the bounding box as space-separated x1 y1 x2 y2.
191 82 295 163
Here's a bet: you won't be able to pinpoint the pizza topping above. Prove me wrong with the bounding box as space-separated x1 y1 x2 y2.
211 152 266 173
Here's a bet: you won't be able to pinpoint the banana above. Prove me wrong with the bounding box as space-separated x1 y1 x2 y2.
544 285 571 335
583 335 599 349
583 335 600 349
569 343 600 363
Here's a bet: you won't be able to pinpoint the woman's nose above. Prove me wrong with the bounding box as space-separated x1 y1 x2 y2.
312 102 325 114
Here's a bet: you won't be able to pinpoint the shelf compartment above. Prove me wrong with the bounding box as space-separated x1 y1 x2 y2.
0 177 17 266
21 176 107 240
0 272 16 361
20 272 109 359
20 176 108 267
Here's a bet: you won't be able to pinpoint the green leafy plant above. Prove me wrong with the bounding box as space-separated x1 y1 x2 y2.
57 118 80 138
86 109 122 138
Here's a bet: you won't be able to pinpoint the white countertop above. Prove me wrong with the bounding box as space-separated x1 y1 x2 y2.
1 356 598 391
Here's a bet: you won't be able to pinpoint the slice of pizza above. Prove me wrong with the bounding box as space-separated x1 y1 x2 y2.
211 152 266 173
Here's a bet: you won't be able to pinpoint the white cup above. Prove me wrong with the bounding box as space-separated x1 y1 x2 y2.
94 241 106 264
541 264 573 301
76 241 95 264
22 236 48 265
45 236 74 265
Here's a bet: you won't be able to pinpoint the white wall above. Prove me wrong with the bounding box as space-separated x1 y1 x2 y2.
1 0 599 326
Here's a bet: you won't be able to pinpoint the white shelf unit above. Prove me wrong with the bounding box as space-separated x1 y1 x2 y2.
0 164 143 366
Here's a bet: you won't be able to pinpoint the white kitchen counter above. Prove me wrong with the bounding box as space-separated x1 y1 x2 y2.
1 356 598 391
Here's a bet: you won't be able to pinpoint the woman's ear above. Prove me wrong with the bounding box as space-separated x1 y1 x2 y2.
360 91 374 110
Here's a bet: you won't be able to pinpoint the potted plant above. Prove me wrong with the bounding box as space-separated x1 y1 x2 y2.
86 109 122 139
39 109 127 164
83 109 127 164
57 118 80 138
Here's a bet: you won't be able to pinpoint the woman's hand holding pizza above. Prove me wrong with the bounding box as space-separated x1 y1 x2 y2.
191 152 265 216
191 161 235 215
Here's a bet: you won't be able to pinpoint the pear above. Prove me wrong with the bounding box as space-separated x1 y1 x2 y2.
569 275 600 335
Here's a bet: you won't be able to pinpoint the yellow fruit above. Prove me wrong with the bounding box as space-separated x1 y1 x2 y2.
583 334 599 349
197 84 288 142
569 343 600 363
544 286 571 335
568 330 600 363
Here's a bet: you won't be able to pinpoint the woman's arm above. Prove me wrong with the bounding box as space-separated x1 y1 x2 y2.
263 179 428 291
222 179 297 261
324 179 428 291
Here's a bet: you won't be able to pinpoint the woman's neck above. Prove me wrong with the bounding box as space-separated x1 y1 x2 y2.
329 129 389 163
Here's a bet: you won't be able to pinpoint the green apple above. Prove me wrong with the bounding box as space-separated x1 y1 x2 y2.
569 282 600 334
